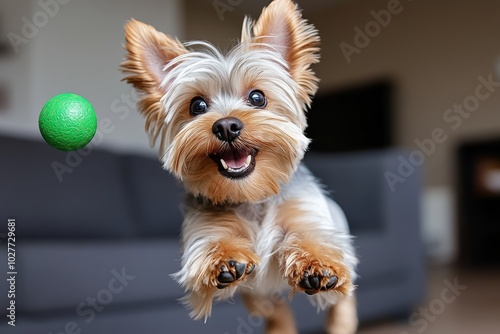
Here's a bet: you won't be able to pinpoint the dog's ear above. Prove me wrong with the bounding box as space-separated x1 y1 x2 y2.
121 19 187 145
242 0 320 107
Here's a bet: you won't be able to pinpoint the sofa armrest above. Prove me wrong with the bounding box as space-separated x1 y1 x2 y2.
303 150 421 236
304 149 426 315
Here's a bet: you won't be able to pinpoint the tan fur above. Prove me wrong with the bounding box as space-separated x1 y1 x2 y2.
326 296 358 334
242 293 298 334
202 238 259 289
178 208 259 319
167 109 307 204
121 19 187 148
183 238 259 318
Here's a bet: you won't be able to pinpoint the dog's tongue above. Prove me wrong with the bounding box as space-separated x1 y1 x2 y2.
221 149 248 169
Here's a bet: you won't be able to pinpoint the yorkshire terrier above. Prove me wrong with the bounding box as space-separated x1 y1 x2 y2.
121 0 358 332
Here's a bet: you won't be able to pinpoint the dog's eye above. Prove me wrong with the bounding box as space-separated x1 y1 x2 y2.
248 90 267 108
189 97 208 116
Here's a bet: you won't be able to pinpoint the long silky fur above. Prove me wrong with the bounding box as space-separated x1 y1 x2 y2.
121 0 358 331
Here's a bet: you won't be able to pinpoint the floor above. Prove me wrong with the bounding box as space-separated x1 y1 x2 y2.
357 265 500 334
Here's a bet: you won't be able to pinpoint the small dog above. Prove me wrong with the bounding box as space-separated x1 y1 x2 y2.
121 0 358 332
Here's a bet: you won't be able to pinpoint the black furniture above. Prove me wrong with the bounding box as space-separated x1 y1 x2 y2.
308 80 393 153
458 139 500 266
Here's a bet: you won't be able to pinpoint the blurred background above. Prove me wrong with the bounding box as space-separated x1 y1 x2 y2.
1 0 500 333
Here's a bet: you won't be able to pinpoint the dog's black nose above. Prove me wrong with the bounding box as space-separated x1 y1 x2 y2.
212 117 243 142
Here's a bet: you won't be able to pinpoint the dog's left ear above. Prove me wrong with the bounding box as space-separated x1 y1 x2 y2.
242 0 320 107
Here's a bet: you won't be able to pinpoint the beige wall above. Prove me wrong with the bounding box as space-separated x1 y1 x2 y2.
313 0 500 189
185 0 500 190
184 0 247 51
1 0 183 154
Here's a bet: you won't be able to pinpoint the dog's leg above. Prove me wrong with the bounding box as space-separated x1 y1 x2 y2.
277 198 354 296
325 295 358 334
241 293 297 334
274 193 357 334
173 208 259 320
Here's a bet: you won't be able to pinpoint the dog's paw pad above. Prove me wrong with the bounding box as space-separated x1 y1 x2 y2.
324 275 339 290
216 260 255 289
299 270 339 295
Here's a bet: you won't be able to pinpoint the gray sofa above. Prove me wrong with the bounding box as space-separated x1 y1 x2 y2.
0 134 425 333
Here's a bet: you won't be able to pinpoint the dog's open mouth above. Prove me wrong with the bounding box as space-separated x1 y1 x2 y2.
210 147 257 179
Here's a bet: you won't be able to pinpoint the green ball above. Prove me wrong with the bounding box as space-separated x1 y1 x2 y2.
39 93 97 151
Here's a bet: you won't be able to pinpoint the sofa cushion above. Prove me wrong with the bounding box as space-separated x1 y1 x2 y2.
304 151 388 233
120 154 185 237
0 240 183 315
0 299 250 334
0 136 135 238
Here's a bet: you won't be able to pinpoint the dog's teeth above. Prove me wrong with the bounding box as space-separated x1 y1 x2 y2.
220 159 228 170
245 155 251 167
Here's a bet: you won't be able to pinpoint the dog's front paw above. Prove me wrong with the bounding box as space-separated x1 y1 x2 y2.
216 259 256 289
281 241 353 296
198 239 258 291
176 239 259 320
288 258 352 296
299 269 339 295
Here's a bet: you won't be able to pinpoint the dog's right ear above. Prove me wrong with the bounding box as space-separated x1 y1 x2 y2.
121 19 187 145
